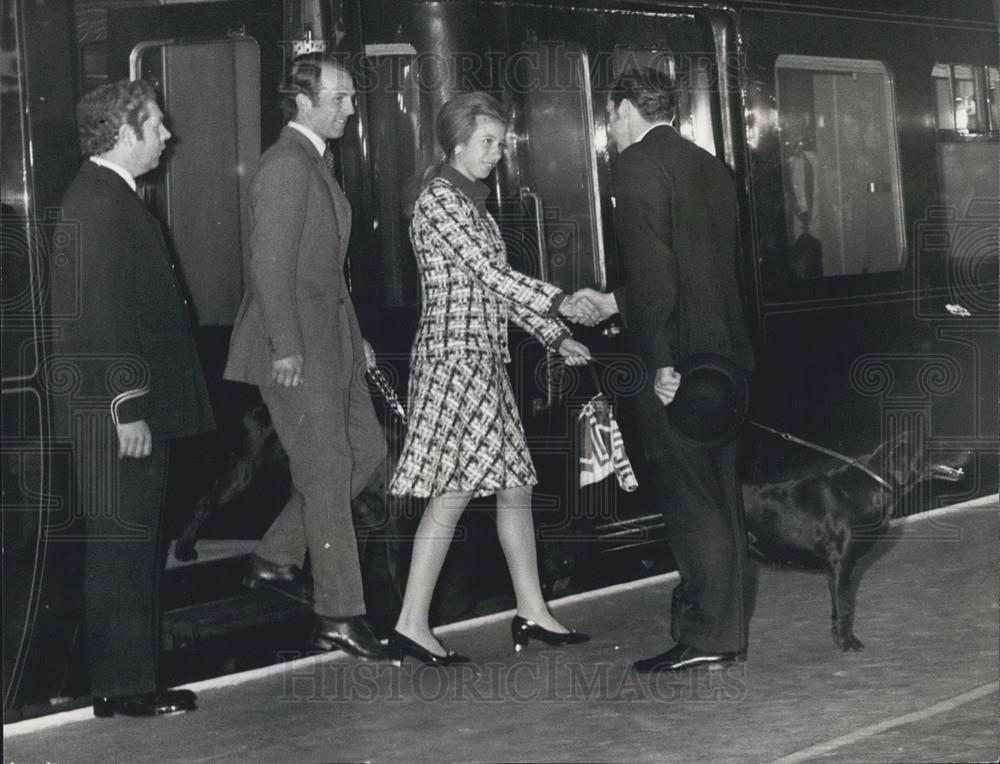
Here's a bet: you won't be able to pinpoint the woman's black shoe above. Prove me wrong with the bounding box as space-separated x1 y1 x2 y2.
511 615 591 652
389 630 470 666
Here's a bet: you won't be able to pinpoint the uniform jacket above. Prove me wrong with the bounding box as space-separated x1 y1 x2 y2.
49 161 215 439
611 125 755 457
224 126 365 387
409 166 570 363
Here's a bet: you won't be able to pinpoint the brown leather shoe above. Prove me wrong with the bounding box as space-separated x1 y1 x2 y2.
313 615 390 660
243 554 313 603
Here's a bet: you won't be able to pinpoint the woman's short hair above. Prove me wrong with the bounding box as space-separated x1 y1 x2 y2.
608 67 677 124
435 92 509 160
280 54 349 122
76 79 158 157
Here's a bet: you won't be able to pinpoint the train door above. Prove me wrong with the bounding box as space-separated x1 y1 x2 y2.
130 37 261 327
501 7 739 291
494 5 744 571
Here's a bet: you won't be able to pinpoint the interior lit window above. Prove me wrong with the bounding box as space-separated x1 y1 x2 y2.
932 63 999 134
775 56 905 279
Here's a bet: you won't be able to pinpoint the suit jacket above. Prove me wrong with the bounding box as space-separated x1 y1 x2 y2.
409 166 570 363
224 127 364 387
611 126 754 457
49 161 214 439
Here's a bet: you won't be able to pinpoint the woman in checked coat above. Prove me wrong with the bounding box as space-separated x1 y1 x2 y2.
388 93 594 664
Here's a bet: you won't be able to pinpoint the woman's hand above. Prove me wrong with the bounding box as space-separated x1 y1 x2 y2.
558 294 601 326
558 337 592 366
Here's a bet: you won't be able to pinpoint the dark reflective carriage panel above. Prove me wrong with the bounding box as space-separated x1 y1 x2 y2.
4 0 997 721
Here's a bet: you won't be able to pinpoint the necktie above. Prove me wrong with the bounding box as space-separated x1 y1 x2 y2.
323 147 336 174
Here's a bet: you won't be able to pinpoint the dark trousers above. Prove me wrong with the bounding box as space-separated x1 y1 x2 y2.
257 365 386 618
80 435 170 698
648 427 748 653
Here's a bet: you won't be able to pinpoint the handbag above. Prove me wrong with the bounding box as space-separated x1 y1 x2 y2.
578 365 638 492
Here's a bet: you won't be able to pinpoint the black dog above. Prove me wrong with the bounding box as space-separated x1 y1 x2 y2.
743 431 968 650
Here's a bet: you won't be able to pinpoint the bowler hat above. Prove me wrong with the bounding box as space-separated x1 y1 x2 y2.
666 353 750 446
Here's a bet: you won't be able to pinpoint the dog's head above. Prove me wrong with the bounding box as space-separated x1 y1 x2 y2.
864 431 970 491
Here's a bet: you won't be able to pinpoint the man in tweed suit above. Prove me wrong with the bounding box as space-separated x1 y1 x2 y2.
224 56 388 659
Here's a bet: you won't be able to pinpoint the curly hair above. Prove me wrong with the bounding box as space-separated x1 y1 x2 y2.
76 79 158 157
608 67 677 124
279 54 350 122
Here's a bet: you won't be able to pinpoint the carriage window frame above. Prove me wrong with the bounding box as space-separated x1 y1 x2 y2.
774 55 906 280
931 62 1000 139
360 46 423 308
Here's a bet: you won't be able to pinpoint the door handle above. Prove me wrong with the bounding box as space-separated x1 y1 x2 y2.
520 186 555 409
519 187 549 282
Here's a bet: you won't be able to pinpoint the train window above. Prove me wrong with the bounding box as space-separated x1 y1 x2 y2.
775 56 905 279
932 63 1000 134
930 63 999 266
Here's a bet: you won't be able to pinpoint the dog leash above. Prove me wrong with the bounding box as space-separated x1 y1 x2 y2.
749 421 892 489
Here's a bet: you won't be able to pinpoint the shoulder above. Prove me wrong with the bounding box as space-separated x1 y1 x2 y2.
257 135 315 175
415 178 468 216
60 166 135 224
616 139 669 194
252 137 316 195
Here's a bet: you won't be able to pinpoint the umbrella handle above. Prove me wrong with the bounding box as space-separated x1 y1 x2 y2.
588 363 602 397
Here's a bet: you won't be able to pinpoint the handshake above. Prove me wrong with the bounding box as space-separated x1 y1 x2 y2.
553 288 619 367
557 288 619 327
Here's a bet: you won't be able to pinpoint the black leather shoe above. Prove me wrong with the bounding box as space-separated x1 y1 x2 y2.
633 643 740 673
243 554 312 603
511 615 590 652
93 690 197 718
388 630 470 666
313 615 389 660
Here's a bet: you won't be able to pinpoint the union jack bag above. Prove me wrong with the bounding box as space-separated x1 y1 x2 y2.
578 384 638 492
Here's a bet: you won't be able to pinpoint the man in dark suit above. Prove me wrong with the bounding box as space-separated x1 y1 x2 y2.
48 79 215 716
580 67 756 671
224 56 389 660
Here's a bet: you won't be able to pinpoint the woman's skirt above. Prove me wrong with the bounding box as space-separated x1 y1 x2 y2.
389 354 537 498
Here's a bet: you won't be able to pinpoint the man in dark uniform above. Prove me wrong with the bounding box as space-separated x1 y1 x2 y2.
48 79 215 715
581 67 756 671
224 56 388 660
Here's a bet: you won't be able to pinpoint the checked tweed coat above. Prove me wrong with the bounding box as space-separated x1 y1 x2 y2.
389 165 570 498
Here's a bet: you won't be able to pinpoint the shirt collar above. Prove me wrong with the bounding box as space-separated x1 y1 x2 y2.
437 163 490 215
288 121 327 156
635 122 673 145
89 156 137 192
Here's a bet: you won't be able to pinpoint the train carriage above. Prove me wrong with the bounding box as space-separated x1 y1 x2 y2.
2 0 996 720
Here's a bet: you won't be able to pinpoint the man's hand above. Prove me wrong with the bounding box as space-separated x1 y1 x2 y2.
559 294 601 326
272 355 304 387
558 337 592 366
654 366 682 406
362 339 377 370
571 288 619 322
117 420 152 459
